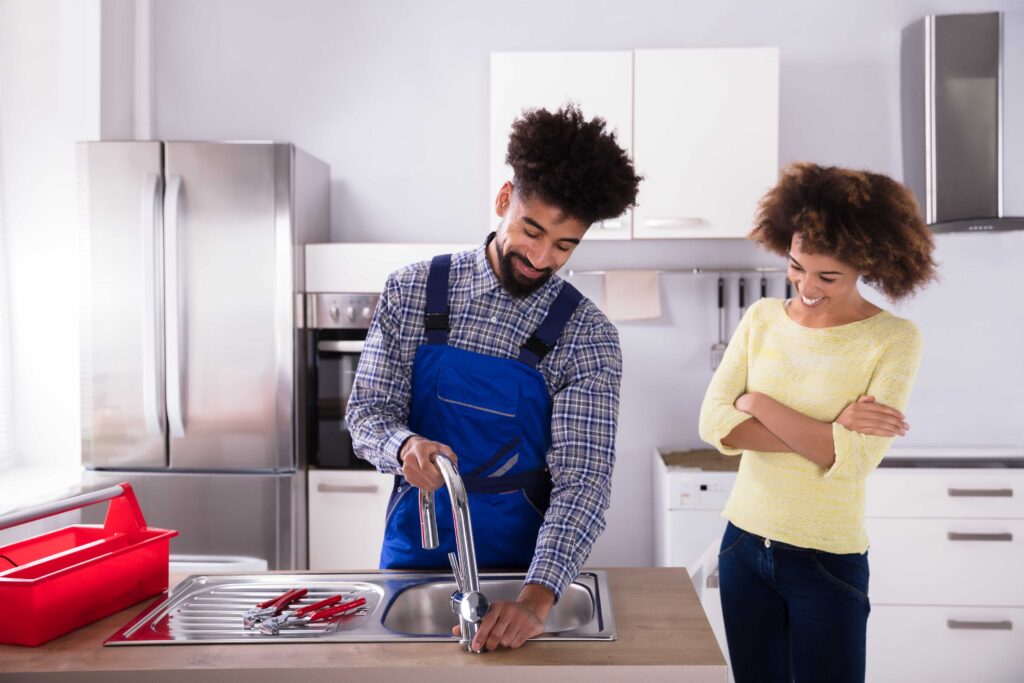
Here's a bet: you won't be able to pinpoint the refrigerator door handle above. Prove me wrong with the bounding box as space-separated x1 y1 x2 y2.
164 174 187 438
141 173 166 437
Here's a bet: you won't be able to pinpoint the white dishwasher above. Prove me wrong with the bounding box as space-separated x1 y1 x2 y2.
653 448 738 571
653 448 737 679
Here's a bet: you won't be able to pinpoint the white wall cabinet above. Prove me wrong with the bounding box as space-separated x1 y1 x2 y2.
633 48 779 239
307 469 393 570
489 48 778 240
489 51 633 240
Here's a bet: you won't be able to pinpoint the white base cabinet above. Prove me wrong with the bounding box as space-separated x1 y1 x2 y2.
307 469 393 570
654 452 1024 683
865 468 1024 683
867 605 1024 683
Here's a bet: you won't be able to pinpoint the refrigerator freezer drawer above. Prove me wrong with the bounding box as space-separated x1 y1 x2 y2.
80 470 307 571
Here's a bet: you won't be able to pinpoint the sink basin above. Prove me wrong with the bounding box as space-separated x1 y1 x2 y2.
382 578 595 635
104 570 615 645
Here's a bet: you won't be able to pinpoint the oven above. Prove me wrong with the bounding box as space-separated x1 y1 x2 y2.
303 292 380 469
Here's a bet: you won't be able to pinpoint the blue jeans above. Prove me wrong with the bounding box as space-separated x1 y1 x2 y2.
718 521 870 683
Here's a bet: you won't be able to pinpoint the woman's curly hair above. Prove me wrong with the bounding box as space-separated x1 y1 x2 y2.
749 162 937 300
505 104 641 226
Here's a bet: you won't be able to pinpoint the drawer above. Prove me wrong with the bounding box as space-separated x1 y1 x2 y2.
866 518 1024 606
866 469 1024 519
308 469 393 570
867 605 1024 683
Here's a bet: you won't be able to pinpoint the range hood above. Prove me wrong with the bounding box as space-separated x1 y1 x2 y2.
901 11 1024 233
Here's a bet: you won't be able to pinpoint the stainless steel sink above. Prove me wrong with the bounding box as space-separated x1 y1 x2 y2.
104 570 615 645
382 578 597 636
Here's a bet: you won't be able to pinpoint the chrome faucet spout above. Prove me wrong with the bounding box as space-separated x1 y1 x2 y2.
417 454 486 652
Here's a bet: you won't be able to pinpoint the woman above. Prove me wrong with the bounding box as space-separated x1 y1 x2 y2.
698 162 937 683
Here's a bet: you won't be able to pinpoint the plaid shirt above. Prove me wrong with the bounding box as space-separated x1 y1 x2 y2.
346 235 622 599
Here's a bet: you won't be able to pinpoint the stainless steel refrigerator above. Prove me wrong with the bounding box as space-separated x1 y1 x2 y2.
78 141 329 570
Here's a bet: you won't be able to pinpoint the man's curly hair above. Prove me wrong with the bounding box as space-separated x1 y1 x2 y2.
505 104 641 226
749 162 937 300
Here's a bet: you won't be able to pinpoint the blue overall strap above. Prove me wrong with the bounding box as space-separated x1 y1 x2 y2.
424 254 452 345
518 282 584 368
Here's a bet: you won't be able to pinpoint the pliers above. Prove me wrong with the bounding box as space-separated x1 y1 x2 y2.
258 596 367 635
242 587 308 629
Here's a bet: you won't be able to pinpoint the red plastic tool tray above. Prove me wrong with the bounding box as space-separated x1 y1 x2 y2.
0 483 178 646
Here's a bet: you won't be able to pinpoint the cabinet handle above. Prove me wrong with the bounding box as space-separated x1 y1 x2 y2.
596 219 623 230
317 483 380 494
318 340 365 353
642 217 707 229
946 531 1013 542
947 488 1013 498
946 619 1013 631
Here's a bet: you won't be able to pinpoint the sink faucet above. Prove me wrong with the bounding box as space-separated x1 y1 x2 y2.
418 454 489 652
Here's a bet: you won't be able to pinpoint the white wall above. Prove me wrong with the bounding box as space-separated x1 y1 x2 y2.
147 0 1024 567
0 0 100 471
3 0 1021 566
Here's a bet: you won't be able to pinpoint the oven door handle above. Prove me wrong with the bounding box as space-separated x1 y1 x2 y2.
317 340 365 353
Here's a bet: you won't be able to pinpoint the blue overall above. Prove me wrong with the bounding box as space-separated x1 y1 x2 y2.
379 254 583 569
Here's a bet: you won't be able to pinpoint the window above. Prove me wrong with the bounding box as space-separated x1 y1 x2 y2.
0 123 12 468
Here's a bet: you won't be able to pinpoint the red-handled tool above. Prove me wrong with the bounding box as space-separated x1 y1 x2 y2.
259 596 367 635
292 594 342 617
243 588 308 628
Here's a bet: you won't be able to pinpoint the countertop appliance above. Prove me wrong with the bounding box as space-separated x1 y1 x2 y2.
901 11 1024 233
78 141 330 570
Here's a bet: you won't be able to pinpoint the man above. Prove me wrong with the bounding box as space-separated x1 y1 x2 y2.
345 104 641 652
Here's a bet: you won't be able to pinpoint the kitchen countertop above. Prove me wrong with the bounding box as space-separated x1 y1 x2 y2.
0 568 726 683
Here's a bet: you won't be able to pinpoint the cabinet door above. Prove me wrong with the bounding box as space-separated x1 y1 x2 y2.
868 605 1024 683
866 469 1024 519
308 469 392 570
633 48 779 239
865 517 1024 606
490 51 633 240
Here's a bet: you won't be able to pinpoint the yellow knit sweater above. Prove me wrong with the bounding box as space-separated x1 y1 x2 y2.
698 297 922 554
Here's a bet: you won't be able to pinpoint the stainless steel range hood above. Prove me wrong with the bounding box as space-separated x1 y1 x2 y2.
901 11 1024 233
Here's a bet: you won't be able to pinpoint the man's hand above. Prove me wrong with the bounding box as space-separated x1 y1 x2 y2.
836 396 909 437
453 584 554 652
399 436 457 492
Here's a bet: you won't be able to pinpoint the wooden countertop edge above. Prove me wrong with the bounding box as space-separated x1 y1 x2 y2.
3 665 728 683
0 567 727 677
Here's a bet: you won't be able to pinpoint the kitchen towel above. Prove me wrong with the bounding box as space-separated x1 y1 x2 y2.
602 270 661 321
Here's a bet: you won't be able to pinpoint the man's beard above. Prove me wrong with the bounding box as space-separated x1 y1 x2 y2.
496 240 553 298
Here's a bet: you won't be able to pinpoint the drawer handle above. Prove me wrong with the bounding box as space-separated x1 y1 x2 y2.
317 483 380 494
318 340 365 353
947 488 1013 498
946 532 1013 542
947 619 1013 631
642 217 707 229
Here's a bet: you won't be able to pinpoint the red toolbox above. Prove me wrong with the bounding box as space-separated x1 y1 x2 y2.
0 483 178 646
